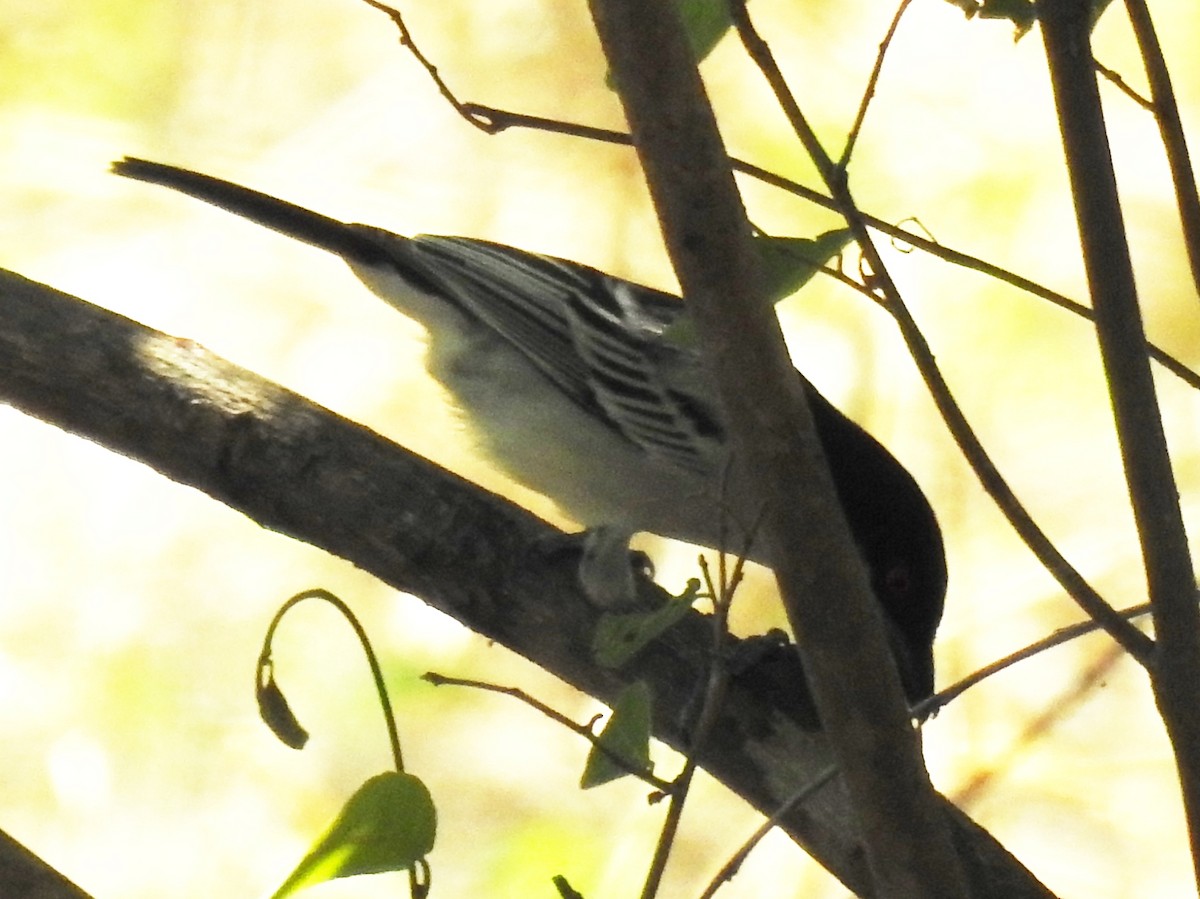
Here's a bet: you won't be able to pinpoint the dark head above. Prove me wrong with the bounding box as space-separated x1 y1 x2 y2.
804 386 947 701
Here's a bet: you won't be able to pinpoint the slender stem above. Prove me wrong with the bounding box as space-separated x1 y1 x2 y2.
640 554 739 899
697 765 839 899
455 106 1200 393
1094 57 1154 110
733 0 1151 660
260 588 404 772
919 602 1153 716
1040 0 1200 883
359 0 1200 394
952 642 1127 809
422 674 673 792
841 0 914 168
1123 0 1200 298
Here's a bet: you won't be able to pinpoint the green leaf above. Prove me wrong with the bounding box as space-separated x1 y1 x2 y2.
592 587 697 669
581 682 653 788
658 229 850 351
1088 0 1116 29
755 228 853 303
271 772 436 898
978 0 1037 39
678 0 733 63
944 0 981 18
606 0 732 89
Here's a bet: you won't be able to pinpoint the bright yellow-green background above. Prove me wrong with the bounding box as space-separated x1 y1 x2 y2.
2 1 1199 896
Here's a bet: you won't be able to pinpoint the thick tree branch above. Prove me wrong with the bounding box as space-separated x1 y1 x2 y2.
0 269 1056 896
0 828 93 899
585 1 970 895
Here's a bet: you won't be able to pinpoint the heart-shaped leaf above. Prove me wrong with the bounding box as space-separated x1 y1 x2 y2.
271 771 436 898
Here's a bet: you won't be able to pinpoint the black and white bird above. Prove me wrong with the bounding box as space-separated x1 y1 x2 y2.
112 157 947 700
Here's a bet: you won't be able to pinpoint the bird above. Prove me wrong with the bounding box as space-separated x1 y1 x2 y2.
112 156 947 700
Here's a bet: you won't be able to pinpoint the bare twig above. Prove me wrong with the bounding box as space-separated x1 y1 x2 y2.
1123 0 1200 299
732 0 1153 663
1041 0 1200 878
359 0 497 132
697 765 839 899
918 602 1153 716
840 0 915 168
1094 58 1154 111
422 673 674 792
639 555 740 899
360 0 1200 395
951 642 1128 809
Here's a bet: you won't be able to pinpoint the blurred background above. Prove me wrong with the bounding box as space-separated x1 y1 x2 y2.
1 0 1199 896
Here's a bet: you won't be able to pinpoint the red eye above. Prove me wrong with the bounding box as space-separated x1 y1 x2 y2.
884 565 912 598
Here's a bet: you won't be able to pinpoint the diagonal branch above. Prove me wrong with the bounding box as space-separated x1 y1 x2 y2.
0 829 93 899
0 267 1058 896
586 0 971 894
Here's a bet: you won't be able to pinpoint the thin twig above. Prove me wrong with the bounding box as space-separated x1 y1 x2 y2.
359 0 497 132
1123 0 1200 299
917 602 1153 716
1041 3 1200 876
731 0 1153 664
498 113 1200 392
422 673 674 792
840 0 915 169
951 642 1127 809
697 765 839 899
1094 58 1154 111
363 0 1169 660
359 0 1200 395
639 551 741 898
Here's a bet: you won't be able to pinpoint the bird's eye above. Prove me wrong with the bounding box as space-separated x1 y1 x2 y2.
883 564 912 598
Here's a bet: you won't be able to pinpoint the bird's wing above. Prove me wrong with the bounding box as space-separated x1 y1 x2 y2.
111 157 726 473
408 236 725 473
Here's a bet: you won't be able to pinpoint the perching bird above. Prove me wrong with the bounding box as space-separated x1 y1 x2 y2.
112 157 947 700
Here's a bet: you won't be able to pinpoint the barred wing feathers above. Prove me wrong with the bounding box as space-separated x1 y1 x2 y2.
407 236 725 474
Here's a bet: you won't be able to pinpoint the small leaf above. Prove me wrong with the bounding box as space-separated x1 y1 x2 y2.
660 229 850 351
943 0 981 18
593 592 695 669
755 228 853 303
978 0 1036 38
582 682 654 788
257 665 309 749
271 771 436 899
677 0 734 63
1087 0 1115 29
606 0 733 89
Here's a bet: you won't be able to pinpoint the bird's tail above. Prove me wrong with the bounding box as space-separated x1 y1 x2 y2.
111 157 387 264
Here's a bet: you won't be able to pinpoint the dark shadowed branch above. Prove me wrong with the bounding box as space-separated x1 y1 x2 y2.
0 268 1057 896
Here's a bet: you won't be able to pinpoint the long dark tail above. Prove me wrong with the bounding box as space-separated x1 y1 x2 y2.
111 157 386 264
